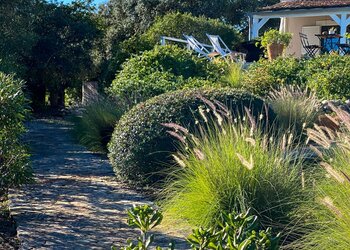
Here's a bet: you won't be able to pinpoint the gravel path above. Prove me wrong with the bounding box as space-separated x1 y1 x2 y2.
8 119 186 250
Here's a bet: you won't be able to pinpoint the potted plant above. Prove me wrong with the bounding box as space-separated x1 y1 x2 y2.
329 27 337 35
259 29 292 60
345 32 350 43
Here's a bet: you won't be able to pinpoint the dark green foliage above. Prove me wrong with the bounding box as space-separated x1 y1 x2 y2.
98 0 277 84
108 88 273 184
0 0 37 76
188 210 280 249
101 0 277 42
302 54 350 100
241 57 304 96
26 0 101 111
71 98 124 153
0 72 32 190
121 12 242 58
108 45 227 107
242 54 350 99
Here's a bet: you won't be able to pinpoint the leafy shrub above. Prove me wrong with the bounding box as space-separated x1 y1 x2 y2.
241 57 305 96
120 12 242 59
117 205 280 250
188 209 280 250
71 98 124 153
0 72 31 190
258 29 292 51
302 54 350 100
108 45 227 107
161 115 305 236
241 54 350 100
267 86 322 135
115 204 167 250
108 88 274 184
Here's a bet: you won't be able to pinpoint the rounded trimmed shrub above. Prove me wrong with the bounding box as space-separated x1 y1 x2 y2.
108 87 274 184
108 45 227 107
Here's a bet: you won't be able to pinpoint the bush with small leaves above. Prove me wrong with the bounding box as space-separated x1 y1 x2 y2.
302 53 350 100
119 12 242 62
108 45 227 107
0 72 32 191
241 57 305 96
108 87 274 185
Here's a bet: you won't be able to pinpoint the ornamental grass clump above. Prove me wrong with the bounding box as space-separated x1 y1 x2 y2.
71 97 124 153
294 105 350 249
161 98 305 239
267 86 322 136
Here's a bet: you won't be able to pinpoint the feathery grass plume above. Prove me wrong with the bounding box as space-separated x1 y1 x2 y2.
267 85 322 136
71 97 124 153
161 99 306 243
294 105 350 249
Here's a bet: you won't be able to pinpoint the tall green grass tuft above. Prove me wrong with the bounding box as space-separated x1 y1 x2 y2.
161 99 306 239
72 98 124 153
294 105 350 249
222 62 243 88
267 85 322 136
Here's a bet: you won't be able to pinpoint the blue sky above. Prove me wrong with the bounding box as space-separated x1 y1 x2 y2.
62 0 107 5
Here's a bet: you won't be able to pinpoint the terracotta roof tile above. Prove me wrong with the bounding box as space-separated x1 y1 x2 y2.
262 0 350 11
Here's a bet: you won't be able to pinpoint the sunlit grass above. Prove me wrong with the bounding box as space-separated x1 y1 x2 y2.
267 85 322 136
161 114 307 239
293 106 350 249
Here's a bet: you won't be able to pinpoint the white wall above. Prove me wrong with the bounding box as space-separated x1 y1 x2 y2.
284 16 335 57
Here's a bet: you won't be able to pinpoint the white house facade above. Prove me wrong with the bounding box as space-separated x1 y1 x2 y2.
249 0 350 57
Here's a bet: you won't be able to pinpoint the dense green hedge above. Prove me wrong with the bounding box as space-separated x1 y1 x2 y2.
108 87 274 184
242 54 350 99
0 72 31 190
108 45 227 107
120 12 242 60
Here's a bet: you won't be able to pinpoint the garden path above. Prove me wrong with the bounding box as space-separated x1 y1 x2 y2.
8 119 186 250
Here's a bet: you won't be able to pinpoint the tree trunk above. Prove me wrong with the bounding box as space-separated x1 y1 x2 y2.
28 82 46 113
49 87 65 112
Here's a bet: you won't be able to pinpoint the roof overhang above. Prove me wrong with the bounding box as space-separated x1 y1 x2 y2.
250 6 350 18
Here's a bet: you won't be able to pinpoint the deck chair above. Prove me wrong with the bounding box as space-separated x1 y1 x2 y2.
300 33 322 58
183 35 211 60
207 34 246 62
206 34 232 56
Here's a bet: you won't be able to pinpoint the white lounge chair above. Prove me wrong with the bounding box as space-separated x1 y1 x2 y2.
206 34 246 62
183 35 212 60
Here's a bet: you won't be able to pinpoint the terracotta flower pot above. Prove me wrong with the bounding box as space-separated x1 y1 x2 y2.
267 43 285 61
